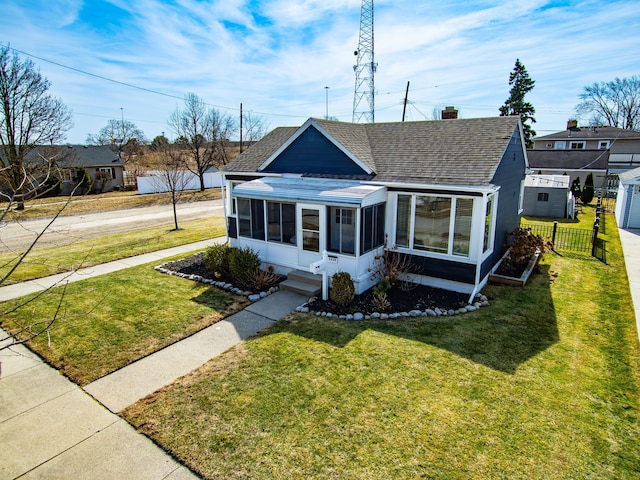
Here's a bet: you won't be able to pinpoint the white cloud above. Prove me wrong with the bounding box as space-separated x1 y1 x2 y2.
1 0 639 142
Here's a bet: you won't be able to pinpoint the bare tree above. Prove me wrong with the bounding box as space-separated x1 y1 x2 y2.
86 118 147 163
0 46 73 210
151 144 191 230
575 76 640 130
243 111 270 144
168 93 237 191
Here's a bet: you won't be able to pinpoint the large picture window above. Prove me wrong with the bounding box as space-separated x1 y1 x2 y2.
395 193 477 258
328 207 355 254
414 196 451 253
267 202 296 244
361 203 385 253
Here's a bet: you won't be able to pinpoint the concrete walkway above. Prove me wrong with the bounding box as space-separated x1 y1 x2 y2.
0 238 307 479
84 290 307 413
618 228 640 340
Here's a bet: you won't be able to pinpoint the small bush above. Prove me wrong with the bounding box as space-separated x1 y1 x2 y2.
329 272 355 307
228 246 262 289
204 243 230 276
250 266 280 291
502 227 552 271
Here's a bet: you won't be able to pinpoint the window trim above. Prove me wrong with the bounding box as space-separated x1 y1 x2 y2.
393 192 479 260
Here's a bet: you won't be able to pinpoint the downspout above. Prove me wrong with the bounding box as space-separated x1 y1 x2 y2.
220 173 229 242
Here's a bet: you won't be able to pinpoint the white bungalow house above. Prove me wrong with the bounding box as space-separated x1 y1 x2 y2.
221 116 528 300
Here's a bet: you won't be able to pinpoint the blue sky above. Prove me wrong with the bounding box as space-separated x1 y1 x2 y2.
1 0 639 144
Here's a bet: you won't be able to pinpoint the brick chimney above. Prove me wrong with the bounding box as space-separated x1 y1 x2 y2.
567 119 578 130
442 106 458 120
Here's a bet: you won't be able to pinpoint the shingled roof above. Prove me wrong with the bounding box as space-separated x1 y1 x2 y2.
527 149 609 171
224 116 523 187
535 126 640 141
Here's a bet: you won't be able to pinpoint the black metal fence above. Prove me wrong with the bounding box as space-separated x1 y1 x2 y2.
521 192 610 263
521 221 594 252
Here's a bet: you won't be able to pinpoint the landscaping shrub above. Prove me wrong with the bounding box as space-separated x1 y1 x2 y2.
204 243 230 276
499 227 552 276
329 272 355 307
228 246 261 288
249 265 280 291
580 172 595 204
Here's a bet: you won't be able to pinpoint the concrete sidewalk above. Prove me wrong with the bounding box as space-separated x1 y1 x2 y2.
1 288 306 479
0 238 225 302
1 236 307 478
84 290 307 412
618 228 640 340
0 332 199 479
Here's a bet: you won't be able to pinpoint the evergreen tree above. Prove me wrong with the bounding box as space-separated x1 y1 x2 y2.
499 59 537 148
571 177 582 199
580 173 594 204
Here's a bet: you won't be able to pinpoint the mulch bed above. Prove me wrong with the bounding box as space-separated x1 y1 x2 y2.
309 283 471 316
163 253 474 315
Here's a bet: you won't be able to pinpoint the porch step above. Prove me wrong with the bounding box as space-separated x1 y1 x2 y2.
280 270 322 298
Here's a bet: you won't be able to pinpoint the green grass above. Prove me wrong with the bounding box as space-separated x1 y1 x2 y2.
1 260 248 385
0 218 225 283
122 213 640 479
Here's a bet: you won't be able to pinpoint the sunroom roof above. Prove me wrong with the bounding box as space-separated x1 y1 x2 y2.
232 176 387 207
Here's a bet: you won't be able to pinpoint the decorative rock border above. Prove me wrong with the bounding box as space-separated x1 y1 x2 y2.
295 294 490 320
154 253 279 302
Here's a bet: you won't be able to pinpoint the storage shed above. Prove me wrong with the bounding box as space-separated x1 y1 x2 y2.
615 166 640 229
522 175 574 218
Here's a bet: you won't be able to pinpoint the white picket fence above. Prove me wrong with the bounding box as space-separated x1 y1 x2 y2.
136 170 222 194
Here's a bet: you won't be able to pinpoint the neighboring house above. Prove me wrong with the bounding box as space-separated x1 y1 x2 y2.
522 174 574 219
526 149 609 190
221 116 527 299
615 166 640 229
533 120 640 176
58 145 125 194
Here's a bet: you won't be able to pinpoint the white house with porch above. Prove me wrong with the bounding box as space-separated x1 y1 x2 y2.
221 117 528 300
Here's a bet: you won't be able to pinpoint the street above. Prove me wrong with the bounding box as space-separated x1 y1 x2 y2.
0 199 224 251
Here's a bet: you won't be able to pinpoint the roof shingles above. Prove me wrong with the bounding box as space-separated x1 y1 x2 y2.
224 116 522 187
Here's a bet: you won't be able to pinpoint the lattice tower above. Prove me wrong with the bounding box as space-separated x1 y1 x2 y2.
352 0 377 123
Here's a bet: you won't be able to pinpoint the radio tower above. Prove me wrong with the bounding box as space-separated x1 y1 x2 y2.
352 0 377 123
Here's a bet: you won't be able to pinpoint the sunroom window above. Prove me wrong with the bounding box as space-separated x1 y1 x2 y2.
237 198 265 240
328 207 355 254
267 201 296 244
361 203 385 253
395 194 476 257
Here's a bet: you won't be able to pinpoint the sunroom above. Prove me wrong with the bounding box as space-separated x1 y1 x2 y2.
228 176 387 294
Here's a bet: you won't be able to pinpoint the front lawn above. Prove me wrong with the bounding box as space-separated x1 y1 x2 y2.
1 260 247 385
123 215 640 479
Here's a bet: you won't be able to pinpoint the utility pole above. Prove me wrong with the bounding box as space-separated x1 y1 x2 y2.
402 81 410 122
239 103 243 153
352 0 376 123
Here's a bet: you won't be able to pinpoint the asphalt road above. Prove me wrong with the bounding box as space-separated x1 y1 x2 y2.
0 199 224 251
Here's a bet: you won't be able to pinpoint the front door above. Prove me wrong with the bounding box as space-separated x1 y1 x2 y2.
297 203 325 268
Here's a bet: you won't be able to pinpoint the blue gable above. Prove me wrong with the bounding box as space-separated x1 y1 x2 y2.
262 126 368 176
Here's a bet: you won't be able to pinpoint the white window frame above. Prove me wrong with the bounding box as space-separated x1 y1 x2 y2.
570 141 585 149
599 141 610 149
554 141 566 149
392 192 478 260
